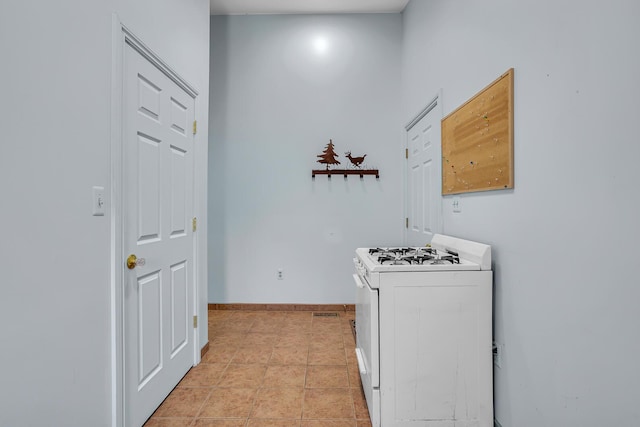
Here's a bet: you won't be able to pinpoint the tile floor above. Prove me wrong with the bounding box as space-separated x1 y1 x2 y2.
144 309 371 427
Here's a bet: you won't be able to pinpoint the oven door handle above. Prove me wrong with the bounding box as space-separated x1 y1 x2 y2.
353 274 365 289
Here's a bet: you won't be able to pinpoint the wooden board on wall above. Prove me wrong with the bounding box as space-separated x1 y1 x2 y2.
442 68 514 195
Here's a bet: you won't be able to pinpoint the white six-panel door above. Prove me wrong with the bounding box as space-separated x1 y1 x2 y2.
406 99 443 247
123 41 195 426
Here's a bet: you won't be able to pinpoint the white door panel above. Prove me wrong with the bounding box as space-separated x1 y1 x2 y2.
406 99 442 246
124 42 195 426
137 271 162 387
137 133 161 243
422 158 433 235
410 164 421 233
170 261 189 357
169 146 188 237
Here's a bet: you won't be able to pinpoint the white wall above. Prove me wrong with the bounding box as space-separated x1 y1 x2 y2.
402 0 640 425
209 14 403 304
0 0 209 425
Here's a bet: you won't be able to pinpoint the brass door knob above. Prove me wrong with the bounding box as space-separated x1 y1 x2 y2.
126 254 137 270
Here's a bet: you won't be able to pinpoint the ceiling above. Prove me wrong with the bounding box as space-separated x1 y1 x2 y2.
210 0 409 15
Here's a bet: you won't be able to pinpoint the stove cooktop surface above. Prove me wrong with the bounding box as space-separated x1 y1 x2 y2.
368 247 460 265
356 247 481 272
355 234 492 272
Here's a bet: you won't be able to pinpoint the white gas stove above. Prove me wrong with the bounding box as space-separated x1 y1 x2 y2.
355 233 491 275
354 234 494 427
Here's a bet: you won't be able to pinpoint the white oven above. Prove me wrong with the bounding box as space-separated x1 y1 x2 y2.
353 234 494 427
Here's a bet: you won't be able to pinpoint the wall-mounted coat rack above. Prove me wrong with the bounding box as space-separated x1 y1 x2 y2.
312 139 380 179
312 169 379 179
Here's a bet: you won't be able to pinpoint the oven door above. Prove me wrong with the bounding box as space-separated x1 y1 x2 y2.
354 272 380 395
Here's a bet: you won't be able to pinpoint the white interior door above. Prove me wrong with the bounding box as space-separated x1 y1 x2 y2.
123 42 196 426
406 98 443 247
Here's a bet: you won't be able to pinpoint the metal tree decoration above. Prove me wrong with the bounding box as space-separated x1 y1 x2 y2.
316 139 341 170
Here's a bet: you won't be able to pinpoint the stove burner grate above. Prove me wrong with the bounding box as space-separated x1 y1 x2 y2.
370 247 459 265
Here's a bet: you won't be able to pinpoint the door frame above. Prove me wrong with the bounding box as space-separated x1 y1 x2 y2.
110 16 200 426
403 91 444 245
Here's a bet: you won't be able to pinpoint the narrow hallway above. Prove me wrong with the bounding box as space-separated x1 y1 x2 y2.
144 309 371 426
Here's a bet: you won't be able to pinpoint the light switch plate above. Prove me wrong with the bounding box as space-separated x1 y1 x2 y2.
452 196 461 213
92 186 105 216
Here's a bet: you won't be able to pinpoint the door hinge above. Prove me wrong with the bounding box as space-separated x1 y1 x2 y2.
193 315 198 328
405 148 408 159
192 120 197 135
406 217 409 228
192 217 197 232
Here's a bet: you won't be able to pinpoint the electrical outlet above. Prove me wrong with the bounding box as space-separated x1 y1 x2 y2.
493 342 503 368
277 269 284 280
